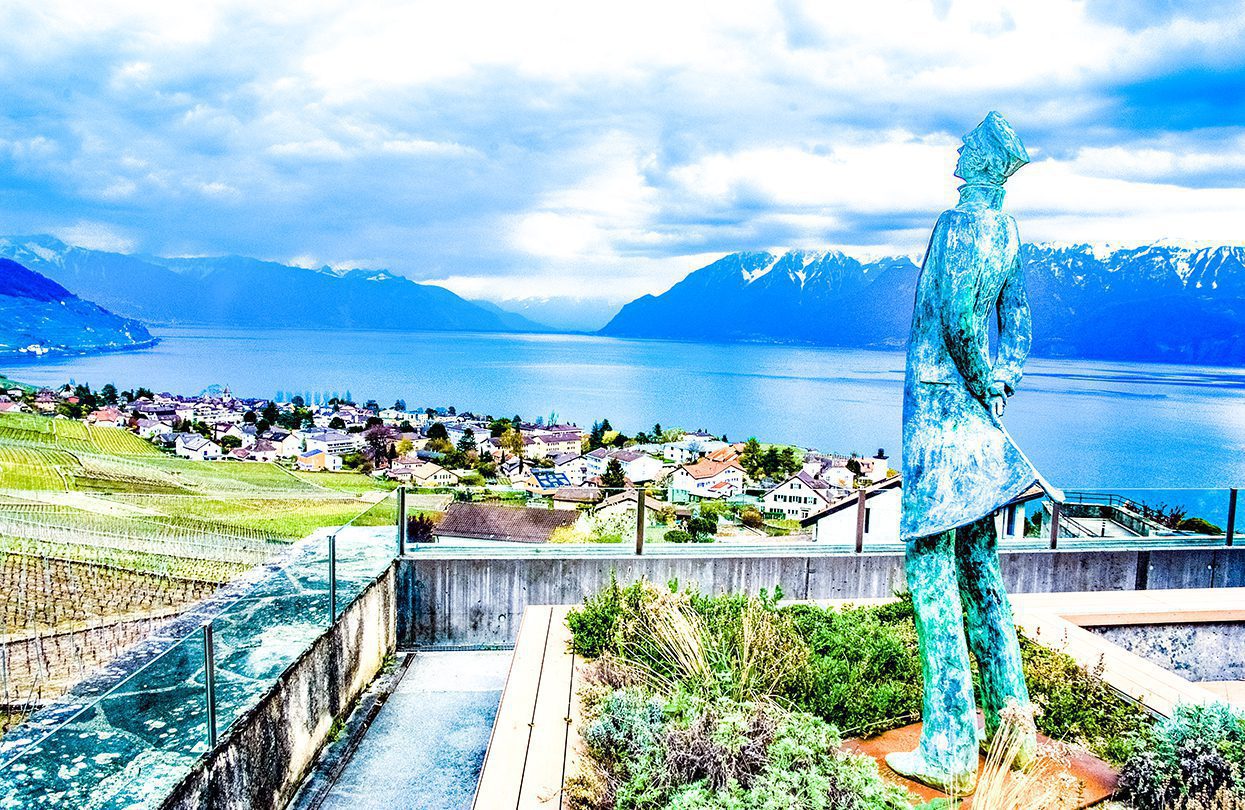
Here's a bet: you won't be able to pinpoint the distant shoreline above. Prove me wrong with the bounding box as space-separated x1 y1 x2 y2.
1 337 161 364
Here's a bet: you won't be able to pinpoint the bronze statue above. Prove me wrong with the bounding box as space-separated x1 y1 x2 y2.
888 111 1061 793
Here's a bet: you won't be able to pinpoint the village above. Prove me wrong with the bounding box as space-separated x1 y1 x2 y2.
0 381 905 545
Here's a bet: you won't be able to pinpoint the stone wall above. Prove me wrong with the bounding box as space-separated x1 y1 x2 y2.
158 563 396 810
397 546 1245 647
1089 621 1245 682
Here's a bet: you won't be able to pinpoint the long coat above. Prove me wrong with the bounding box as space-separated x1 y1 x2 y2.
900 188 1060 541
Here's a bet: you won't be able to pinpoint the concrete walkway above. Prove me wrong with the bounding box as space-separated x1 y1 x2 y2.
317 650 510 810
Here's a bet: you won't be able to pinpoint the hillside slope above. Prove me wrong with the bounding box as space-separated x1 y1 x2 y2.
0 258 157 358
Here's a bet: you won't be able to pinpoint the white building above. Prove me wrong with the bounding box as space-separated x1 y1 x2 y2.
299 428 360 456
666 459 746 500
174 434 222 461
800 479 902 545
761 471 848 520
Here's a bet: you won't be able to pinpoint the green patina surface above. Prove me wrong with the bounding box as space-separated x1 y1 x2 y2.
892 112 1052 791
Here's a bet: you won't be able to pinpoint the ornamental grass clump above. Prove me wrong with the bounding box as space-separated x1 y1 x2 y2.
612 584 810 705
1117 702 1245 809
948 703 1080 810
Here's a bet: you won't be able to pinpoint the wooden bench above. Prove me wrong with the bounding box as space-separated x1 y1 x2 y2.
473 605 584 810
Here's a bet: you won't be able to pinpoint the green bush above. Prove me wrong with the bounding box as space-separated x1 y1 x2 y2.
1178 516 1223 535
1018 636 1152 763
687 516 717 540
739 508 764 529
785 602 922 737
1118 703 1245 809
665 530 693 544
567 575 641 657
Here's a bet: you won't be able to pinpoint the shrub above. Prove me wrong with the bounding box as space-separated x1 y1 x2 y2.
663 698 776 791
1118 703 1245 809
739 508 764 529
687 516 717 540
1179 516 1223 535
550 525 590 544
665 529 693 544
567 575 628 657
1019 636 1152 763
785 602 922 738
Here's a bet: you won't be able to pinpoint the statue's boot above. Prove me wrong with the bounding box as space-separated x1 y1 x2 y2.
885 749 977 795
979 725 1038 770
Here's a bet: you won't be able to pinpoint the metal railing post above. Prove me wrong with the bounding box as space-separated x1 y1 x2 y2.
635 491 645 556
203 622 217 749
1049 502 1062 550
854 490 867 553
328 533 337 622
1227 488 1238 547
397 486 407 556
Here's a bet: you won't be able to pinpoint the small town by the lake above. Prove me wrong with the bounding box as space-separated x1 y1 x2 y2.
3 3 1245 809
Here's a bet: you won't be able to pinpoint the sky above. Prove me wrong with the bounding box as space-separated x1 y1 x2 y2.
2 0 1245 317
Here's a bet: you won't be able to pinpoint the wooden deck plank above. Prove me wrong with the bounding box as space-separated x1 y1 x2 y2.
474 606 554 810
518 606 576 809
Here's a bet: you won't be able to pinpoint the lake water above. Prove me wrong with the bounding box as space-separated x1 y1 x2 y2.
6 326 1245 489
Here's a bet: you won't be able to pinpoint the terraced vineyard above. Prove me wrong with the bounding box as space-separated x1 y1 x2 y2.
0 410 392 735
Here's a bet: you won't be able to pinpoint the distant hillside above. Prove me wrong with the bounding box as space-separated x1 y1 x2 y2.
0 236 551 333
600 245 1245 365
0 259 157 359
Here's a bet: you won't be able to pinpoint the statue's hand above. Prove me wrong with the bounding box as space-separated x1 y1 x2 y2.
988 381 1007 422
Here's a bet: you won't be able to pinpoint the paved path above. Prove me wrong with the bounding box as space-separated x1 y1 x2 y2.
318 650 510 810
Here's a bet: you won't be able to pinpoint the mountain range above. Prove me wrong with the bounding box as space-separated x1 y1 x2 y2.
0 259 156 358
601 245 1245 365
0 235 549 333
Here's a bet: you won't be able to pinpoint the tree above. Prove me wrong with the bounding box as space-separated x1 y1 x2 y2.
687 515 717 542
395 438 413 457
100 383 118 405
364 399 380 412
600 458 627 491
291 395 305 407
740 438 764 479
329 416 346 430
426 422 449 441
262 403 280 424
363 425 398 469
406 513 436 544
393 399 407 411
243 410 257 424
448 406 457 415
500 428 526 472
256 419 271 434
220 435 242 450
366 415 383 428
398 420 415 433
456 428 476 454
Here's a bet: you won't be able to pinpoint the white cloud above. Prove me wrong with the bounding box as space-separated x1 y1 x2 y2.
0 0 1244 306
51 222 136 253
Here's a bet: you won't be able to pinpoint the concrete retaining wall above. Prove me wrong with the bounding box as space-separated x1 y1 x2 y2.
397 546 1245 647
159 563 397 810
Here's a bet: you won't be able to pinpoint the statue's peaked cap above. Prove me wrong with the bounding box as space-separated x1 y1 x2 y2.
964 111 1029 178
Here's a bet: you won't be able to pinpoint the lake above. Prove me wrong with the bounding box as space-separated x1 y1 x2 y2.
6 326 1245 490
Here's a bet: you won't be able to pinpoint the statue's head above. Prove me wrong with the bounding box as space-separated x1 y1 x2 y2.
954 111 1029 185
